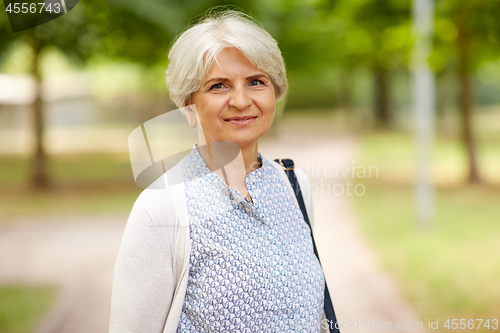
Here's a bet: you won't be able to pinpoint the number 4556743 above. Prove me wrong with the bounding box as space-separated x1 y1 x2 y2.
5 2 62 14
444 319 498 330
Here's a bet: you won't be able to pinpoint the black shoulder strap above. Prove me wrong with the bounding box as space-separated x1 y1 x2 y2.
275 158 341 333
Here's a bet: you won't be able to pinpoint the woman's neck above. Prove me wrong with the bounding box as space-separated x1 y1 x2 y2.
196 139 261 199
239 142 261 175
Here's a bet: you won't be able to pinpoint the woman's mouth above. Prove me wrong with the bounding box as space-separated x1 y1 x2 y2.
224 116 257 126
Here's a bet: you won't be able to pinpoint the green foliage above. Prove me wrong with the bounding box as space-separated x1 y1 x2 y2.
0 2 17 62
312 0 412 70
432 0 500 73
285 69 338 109
2 0 500 110
0 285 56 333
0 0 190 67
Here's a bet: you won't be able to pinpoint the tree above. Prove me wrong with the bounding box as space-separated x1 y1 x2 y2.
316 0 410 127
351 0 412 128
433 0 500 183
0 0 187 188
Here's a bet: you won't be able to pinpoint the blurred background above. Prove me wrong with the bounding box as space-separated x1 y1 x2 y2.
0 0 499 332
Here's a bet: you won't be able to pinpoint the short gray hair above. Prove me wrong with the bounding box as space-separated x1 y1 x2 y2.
166 10 288 108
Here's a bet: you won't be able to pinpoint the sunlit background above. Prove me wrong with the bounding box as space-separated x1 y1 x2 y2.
0 0 499 332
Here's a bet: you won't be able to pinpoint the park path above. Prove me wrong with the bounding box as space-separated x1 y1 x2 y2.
0 215 125 333
260 133 427 333
0 133 427 333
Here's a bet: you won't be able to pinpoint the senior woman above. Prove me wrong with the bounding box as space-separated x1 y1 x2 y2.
110 10 337 333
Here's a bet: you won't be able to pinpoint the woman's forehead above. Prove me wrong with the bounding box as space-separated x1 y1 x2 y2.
204 47 266 79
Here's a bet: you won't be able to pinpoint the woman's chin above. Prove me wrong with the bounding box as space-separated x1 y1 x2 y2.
228 139 259 149
231 131 270 147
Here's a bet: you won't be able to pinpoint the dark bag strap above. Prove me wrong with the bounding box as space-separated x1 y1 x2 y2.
275 158 340 333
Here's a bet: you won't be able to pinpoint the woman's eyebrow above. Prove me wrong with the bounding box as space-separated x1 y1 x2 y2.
246 74 269 81
203 77 229 87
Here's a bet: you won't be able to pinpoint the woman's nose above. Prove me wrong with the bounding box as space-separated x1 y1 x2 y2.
228 85 251 110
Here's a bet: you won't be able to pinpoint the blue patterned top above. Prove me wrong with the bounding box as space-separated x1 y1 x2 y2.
177 145 325 333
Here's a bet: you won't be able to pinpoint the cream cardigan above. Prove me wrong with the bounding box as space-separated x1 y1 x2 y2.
109 157 327 333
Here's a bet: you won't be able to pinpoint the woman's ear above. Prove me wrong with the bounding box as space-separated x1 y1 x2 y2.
184 104 197 128
185 94 193 107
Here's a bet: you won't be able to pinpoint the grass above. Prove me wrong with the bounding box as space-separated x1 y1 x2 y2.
0 285 56 333
357 131 500 185
353 131 500 332
0 152 142 219
0 153 135 329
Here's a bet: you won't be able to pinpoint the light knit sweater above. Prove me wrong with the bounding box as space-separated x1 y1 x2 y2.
109 156 327 333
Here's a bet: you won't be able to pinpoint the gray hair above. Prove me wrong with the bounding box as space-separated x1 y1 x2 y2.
166 10 288 108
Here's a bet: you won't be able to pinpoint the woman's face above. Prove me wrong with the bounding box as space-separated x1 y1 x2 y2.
190 47 276 150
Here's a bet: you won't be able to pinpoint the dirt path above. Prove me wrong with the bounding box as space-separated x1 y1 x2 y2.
0 215 125 333
261 133 427 332
0 133 426 332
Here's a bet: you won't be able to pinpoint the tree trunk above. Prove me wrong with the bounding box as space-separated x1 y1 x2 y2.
457 31 481 184
338 68 354 128
373 65 391 129
339 68 352 112
435 70 446 122
31 36 48 189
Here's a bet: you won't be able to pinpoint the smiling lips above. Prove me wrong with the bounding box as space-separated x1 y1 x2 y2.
224 116 257 126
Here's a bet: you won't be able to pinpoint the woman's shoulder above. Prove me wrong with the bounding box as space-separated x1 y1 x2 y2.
133 161 188 228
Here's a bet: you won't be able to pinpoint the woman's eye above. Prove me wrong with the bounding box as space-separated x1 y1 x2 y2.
209 83 224 91
250 79 263 86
